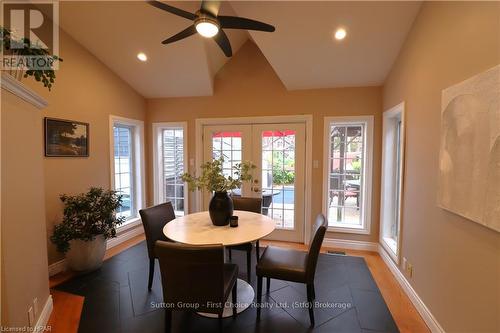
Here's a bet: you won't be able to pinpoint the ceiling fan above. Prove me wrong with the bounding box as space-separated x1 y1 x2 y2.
147 0 275 57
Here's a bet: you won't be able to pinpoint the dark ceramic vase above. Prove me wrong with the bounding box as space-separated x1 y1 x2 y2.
209 192 233 226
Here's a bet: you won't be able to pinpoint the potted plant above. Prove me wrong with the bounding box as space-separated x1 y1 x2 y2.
50 187 124 272
182 158 256 226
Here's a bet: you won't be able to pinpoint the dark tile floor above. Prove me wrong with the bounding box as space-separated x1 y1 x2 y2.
56 241 399 333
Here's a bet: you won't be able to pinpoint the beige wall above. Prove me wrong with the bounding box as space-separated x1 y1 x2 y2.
147 42 383 242
1 90 49 327
20 30 146 265
383 2 500 332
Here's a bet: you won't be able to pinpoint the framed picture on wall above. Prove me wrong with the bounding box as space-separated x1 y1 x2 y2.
44 117 89 157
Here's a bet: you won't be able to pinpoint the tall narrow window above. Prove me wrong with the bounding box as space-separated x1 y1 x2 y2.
323 116 373 234
153 123 188 216
380 103 405 262
110 116 145 225
113 125 135 220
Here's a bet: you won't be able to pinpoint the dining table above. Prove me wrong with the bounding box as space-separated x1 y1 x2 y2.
163 210 276 318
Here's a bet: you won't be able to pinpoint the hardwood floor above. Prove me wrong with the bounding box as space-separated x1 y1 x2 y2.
47 290 84 333
48 235 429 333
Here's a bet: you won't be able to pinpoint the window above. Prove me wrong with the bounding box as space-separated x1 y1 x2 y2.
110 116 145 225
153 123 188 216
323 116 373 234
380 103 405 262
113 125 135 219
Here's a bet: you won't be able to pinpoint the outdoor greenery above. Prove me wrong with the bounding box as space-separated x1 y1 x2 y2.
50 187 124 253
1 27 63 91
271 151 295 185
182 158 256 193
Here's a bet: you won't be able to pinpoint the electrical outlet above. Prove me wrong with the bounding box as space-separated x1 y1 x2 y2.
407 263 413 278
33 298 39 317
28 306 34 327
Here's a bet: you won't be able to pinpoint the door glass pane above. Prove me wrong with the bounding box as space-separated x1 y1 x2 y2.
327 124 364 226
212 132 243 188
261 130 296 229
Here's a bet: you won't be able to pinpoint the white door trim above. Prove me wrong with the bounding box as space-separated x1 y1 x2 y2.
195 115 313 244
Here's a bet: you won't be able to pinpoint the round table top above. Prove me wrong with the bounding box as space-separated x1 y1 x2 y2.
163 210 276 246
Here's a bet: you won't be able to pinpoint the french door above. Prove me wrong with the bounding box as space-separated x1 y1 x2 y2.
203 123 305 242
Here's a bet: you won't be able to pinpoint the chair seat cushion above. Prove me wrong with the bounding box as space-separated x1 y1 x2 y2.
227 242 253 252
256 246 308 282
223 263 239 299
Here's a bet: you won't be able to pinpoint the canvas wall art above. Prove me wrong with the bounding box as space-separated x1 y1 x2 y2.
438 65 500 232
45 117 89 157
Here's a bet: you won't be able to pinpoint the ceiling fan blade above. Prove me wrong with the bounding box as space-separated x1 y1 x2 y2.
200 0 220 17
218 16 275 32
213 29 232 57
162 25 197 44
147 1 197 21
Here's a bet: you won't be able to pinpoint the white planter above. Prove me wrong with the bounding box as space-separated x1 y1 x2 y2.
66 234 107 272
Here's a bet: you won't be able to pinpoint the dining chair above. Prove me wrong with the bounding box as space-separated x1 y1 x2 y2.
155 241 238 332
255 214 328 327
227 197 263 282
139 202 176 291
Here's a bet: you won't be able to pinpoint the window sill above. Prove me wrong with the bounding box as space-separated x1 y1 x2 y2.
327 224 370 235
117 217 142 233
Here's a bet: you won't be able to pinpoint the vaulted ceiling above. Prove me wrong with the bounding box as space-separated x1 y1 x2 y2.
58 1 421 98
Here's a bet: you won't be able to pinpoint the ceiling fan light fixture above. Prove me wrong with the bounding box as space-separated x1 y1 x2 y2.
195 17 219 38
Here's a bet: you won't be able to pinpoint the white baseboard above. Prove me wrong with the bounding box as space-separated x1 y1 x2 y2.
34 295 53 331
378 246 445 333
48 226 144 276
106 225 144 250
323 238 379 252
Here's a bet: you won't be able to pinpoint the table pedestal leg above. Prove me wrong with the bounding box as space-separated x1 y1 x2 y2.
196 278 255 318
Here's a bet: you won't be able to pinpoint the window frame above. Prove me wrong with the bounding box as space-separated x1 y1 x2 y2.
379 103 405 263
322 115 374 235
152 122 188 216
109 115 146 229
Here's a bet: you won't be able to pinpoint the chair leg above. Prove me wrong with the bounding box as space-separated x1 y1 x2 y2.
232 280 238 318
228 248 232 261
256 276 263 321
246 250 251 282
266 277 271 294
255 240 260 262
164 309 172 333
148 258 155 291
311 284 316 300
218 313 223 332
307 284 315 327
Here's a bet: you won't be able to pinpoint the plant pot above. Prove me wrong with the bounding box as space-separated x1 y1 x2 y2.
209 192 233 226
66 235 106 272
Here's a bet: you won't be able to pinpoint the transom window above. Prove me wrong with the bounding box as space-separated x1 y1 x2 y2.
323 116 373 234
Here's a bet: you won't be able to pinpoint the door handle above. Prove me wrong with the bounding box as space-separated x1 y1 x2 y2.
251 186 262 193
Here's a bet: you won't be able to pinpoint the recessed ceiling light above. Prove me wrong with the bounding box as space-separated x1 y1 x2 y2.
334 28 347 41
137 52 147 62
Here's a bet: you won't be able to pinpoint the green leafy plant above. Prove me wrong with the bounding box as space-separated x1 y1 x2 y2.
1 27 63 91
182 158 256 193
50 187 124 253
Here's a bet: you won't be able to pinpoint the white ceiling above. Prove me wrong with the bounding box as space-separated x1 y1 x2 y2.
58 1 421 97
